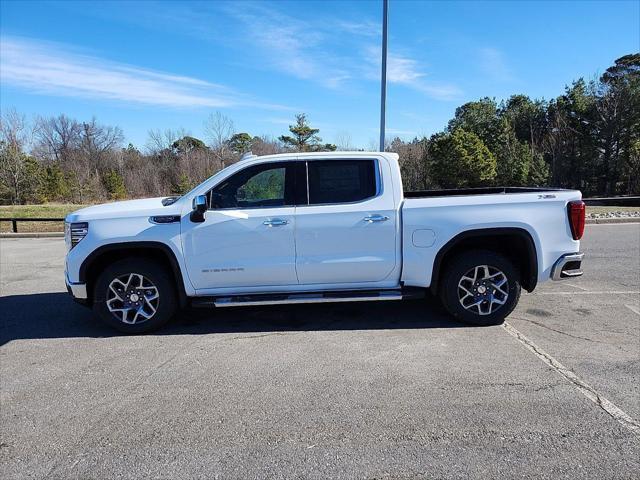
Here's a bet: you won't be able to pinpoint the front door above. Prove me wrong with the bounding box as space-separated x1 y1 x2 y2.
181 161 299 290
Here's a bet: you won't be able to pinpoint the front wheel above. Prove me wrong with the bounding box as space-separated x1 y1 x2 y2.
439 250 521 326
93 258 177 333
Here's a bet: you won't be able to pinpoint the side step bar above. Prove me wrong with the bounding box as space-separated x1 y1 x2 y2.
191 288 424 308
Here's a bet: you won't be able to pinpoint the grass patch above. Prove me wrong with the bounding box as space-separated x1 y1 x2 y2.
0 204 87 233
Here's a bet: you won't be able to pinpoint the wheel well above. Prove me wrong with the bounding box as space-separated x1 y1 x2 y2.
80 243 188 307
431 229 538 294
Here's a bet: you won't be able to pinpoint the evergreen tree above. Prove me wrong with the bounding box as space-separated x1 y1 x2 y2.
429 129 497 188
103 170 127 200
227 133 254 154
279 114 336 152
40 164 69 201
172 136 207 154
173 173 193 195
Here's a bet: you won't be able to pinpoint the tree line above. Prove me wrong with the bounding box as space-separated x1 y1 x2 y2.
1 54 637 204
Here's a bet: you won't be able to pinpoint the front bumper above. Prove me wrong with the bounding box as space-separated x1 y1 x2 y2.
551 252 584 280
65 271 88 300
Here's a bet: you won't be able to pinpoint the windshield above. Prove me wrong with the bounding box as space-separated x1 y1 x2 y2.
176 164 234 203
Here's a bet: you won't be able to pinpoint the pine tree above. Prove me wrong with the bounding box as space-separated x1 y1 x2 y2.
103 170 127 200
279 114 336 152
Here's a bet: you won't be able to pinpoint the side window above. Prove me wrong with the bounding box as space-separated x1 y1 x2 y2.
209 163 293 209
237 168 285 204
307 159 377 205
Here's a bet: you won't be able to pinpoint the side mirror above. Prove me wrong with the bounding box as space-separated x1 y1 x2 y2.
190 195 207 223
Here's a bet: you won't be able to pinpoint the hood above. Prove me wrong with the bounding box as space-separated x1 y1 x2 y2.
65 197 183 222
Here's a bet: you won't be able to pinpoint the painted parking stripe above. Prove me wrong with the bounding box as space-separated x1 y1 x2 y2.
503 322 640 437
586 222 640 226
564 282 588 291
531 291 639 295
624 304 640 316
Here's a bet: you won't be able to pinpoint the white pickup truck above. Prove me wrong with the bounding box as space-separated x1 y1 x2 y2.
65 151 585 333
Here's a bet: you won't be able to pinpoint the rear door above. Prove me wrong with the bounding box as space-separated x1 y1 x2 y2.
294 158 398 285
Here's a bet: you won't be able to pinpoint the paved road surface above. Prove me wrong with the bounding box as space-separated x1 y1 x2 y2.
1 224 638 479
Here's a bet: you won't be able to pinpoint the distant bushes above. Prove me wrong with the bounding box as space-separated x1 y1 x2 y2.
1 54 637 204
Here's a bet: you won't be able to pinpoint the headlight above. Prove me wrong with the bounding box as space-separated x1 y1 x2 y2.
65 222 88 250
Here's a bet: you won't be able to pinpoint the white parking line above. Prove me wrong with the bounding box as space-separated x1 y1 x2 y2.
565 283 588 291
503 322 640 437
586 222 640 226
624 304 640 316
532 291 640 295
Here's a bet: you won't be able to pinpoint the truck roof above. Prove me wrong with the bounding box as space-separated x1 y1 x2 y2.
240 151 399 162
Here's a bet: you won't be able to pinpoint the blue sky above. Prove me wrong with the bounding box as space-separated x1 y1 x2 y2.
1 0 638 149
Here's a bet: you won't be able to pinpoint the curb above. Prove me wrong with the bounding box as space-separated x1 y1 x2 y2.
0 232 64 238
586 218 640 225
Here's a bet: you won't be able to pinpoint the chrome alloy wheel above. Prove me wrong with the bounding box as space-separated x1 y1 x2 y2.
106 273 159 324
457 265 509 316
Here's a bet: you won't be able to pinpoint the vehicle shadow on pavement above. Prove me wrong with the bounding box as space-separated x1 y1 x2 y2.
0 292 466 344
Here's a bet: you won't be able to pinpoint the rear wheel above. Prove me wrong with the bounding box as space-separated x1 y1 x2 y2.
439 250 521 326
93 258 177 333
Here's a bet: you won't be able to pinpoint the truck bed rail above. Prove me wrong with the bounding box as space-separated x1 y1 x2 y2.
404 187 567 198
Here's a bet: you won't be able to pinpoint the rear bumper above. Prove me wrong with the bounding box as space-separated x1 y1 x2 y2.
551 252 584 280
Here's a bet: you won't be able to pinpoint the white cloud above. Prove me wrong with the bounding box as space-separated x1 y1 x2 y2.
80 2 454 99
386 128 417 136
334 20 382 37
0 36 291 110
365 47 462 101
477 47 515 82
222 4 353 89
387 54 426 83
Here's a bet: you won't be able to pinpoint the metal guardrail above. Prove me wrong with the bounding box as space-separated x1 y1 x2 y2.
0 195 638 233
582 196 640 207
0 217 65 233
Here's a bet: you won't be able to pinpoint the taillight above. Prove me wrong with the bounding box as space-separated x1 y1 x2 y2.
568 201 585 240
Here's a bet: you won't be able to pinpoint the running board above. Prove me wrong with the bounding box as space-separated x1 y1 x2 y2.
191 289 422 308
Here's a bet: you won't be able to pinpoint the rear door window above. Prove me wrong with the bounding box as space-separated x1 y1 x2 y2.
307 160 377 205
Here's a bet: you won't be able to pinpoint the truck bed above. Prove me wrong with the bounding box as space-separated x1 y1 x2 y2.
399 187 582 289
405 186 566 199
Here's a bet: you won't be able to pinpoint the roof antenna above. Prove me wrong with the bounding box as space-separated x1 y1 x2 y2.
240 151 256 161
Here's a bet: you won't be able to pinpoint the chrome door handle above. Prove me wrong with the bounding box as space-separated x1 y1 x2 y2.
263 218 289 227
364 214 389 223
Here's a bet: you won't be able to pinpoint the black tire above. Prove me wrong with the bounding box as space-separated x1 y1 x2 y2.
439 249 521 326
92 258 177 333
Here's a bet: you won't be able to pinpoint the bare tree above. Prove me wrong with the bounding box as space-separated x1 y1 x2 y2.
250 135 283 156
0 109 36 203
80 118 123 157
389 137 430 190
145 128 188 154
334 131 354 151
203 111 235 168
1 108 31 149
33 114 82 161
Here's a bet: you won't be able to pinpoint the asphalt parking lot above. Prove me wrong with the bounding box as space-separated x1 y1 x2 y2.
1 223 639 479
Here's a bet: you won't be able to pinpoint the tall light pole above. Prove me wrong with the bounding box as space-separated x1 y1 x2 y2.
379 0 388 152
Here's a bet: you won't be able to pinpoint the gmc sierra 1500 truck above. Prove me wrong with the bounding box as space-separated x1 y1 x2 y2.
65 151 585 333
